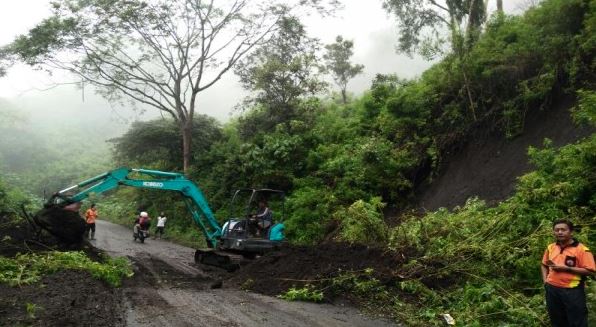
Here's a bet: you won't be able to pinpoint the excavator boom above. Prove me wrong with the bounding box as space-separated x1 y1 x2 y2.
37 167 285 271
47 167 222 247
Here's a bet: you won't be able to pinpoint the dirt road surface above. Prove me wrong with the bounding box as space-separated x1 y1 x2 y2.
92 220 397 327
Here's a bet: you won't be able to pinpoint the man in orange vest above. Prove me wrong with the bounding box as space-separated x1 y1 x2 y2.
541 219 595 327
84 203 98 240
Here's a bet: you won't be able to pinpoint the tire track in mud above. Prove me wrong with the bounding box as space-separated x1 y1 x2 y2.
94 220 397 327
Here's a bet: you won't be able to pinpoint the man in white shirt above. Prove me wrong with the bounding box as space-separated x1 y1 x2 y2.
154 212 167 239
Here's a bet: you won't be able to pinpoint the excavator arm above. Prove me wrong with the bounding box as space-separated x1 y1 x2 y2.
48 167 222 247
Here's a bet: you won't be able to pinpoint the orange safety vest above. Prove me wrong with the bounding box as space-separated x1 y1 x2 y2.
85 208 98 224
542 240 595 288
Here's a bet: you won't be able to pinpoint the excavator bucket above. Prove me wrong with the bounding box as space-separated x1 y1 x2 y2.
33 205 86 243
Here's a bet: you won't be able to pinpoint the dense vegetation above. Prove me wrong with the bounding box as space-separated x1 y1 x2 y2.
0 0 594 325
102 0 594 237
101 1 595 325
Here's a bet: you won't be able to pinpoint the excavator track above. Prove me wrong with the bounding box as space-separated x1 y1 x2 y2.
194 249 251 272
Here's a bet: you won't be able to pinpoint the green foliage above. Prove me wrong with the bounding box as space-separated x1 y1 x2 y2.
388 134 596 326
572 89 596 126
110 116 223 171
0 1 591 326
0 251 133 287
335 197 388 245
99 0 595 251
382 0 487 58
330 268 391 302
279 285 324 302
25 302 41 319
284 181 337 244
0 175 30 213
235 15 326 137
3 0 330 173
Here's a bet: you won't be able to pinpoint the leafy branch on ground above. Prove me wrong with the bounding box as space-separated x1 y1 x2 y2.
279 285 324 302
0 251 133 287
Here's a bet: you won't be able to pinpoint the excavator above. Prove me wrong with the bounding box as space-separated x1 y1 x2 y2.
34 167 286 271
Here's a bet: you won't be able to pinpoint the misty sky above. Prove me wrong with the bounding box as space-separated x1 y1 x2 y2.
0 0 531 126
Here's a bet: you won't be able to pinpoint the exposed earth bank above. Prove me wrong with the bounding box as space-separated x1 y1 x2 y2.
417 95 593 211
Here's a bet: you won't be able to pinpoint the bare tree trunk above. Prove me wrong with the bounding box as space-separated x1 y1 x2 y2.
497 0 503 13
341 88 347 104
181 120 192 174
462 69 477 121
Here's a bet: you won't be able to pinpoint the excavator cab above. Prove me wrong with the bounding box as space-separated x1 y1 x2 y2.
219 189 286 254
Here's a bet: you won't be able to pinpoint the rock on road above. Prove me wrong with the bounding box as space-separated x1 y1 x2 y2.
92 220 397 327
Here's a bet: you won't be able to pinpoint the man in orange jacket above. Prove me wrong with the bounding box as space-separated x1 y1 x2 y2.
84 203 98 240
541 219 595 327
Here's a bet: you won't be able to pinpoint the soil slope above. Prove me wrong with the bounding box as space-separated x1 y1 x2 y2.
417 96 593 211
0 215 125 326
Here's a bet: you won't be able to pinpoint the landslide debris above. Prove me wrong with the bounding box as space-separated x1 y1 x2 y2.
0 270 124 327
0 213 124 326
227 243 405 298
33 205 86 244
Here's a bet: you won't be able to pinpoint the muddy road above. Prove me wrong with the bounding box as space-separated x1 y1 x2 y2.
92 220 396 327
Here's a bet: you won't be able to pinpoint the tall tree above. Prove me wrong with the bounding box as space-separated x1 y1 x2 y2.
110 116 222 170
323 36 364 104
234 16 326 135
382 0 488 58
383 0 487 120
2 0 333 173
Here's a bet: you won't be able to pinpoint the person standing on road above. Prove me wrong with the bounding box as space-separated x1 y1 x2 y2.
541 219 595 327
84 203 98 240
154 212 167 239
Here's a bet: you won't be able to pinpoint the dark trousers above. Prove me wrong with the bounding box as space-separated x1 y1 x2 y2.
545 283 588 327
85 223 96 239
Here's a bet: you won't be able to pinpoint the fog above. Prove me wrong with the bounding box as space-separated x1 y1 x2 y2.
0 0 533 135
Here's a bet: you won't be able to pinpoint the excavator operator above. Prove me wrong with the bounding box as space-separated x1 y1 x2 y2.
249 200 272 237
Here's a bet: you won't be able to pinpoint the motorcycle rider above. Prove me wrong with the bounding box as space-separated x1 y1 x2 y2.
134 212 150 241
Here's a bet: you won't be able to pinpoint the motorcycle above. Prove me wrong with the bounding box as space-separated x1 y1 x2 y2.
133 223 149 243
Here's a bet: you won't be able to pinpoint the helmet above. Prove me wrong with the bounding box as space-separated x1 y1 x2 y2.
140 212 148 218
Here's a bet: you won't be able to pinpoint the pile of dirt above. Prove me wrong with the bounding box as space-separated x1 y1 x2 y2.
0 214 124 326
417 95 594 211
0 270 124 327
226 243 405 297
34 205 86 243
0 213 86 257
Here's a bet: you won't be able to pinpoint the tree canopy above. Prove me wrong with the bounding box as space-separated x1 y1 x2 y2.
2 0 335 172
234 16 327 136
382 0 488 58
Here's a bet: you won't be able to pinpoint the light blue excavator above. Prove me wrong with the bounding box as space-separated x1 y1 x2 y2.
37 167 285 271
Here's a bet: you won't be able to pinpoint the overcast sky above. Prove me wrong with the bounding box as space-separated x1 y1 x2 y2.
0 0 531 125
